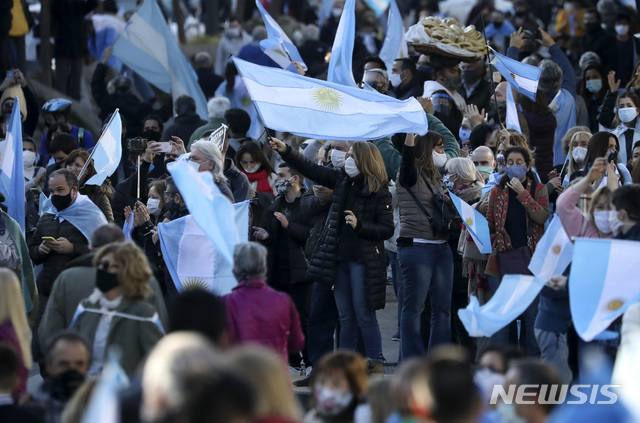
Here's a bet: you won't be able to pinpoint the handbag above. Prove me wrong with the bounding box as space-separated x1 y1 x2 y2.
496 182 537 277
406 175 458 237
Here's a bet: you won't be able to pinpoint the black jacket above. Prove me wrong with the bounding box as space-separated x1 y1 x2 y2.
111 161 151 227
224 157 250 203
162 112 206 143
457 78 492 113
280 146 394 310
393 79 423 100
51 0 97 58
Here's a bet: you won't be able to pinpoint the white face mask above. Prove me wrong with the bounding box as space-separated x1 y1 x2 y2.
23 150 37 168
609 210 627 236
188 159 201 172
243 164 260 174
147 198 162 216
389 72 403 88
496 402 526 423
615 24 629 36
571 146 588 163
593 210 611 234
315 387 354 416
331 149 347 168
432 150 447 168
618 107 638 123
344 157 360 178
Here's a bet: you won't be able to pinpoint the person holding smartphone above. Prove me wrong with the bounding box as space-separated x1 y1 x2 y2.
582 132 632 187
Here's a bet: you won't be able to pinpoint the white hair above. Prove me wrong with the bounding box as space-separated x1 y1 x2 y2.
233 242 267 281
191 140 227 184
445 157 478 185
207 96 231 119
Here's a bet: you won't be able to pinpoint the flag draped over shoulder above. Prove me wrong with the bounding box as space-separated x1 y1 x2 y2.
112 0 208 120
84 111 122 186
0 98 25 233
459 275 546 337
448 192 491 254
490 47 540 101
569 238 640 342
232 57 428 140
527 216 573 281
379 0 407 71
327 0 357 87
255 0 307 73
44 194 108 241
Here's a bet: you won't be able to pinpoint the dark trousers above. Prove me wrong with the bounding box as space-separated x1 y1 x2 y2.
54 57 83 100
307 282 339 365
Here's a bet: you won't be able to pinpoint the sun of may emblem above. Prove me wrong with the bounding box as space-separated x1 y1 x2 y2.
311 87 344 112
465 218 474 227
552 245 562 255
606 299 624 311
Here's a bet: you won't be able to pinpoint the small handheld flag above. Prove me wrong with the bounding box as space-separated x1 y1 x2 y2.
527 216 573 281
489 47 540 101
448 192 491 254
0 98 25 233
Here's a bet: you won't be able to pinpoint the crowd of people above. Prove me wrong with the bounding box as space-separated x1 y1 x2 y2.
1 0 640 422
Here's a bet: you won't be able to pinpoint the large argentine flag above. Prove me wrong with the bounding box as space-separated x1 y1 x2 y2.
327 0 357 88
158 204 249 295
112 0 208 120
233 57 428 140
255 0 307 73
449 192 491 254
459 275 546 337
490 47 540 101
379 0 407 72
528 216 573 281
0 98 25 233
570 238 640 342
84 110 122 186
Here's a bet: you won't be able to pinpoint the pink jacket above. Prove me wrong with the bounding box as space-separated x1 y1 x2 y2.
225 279 305 361
556 186 599 239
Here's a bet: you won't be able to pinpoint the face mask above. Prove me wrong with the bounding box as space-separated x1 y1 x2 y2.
315 387 354 416
432 150 447 168
275 177 293 196
493 21 504 29
609 210 627 236
23 150 37 168
147 198 162 216
331 149 346 168
443 75 462 91
142 129 162 142
572 146 588 163
491 101 507 119
618 107 638 123
593 210 611 234
188 159 201 172
443 174 456 191
96 268 119 293
243 164 260 173
476 165 494 181
459 127 472 140
417 66 430 73
615 25 629 36
586 79 602 94
49 369 86 402
165 198 180 215
344 157 360 178
389 72 403 88
51 192 74 211
227 27 241 37
461 69 477 84
496 402 526 423
506 164 528 180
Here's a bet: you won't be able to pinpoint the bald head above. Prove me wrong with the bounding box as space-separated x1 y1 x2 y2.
471 146 495 169
493 82 507 102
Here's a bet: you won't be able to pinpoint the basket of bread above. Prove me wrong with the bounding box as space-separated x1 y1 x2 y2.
405 16 486 62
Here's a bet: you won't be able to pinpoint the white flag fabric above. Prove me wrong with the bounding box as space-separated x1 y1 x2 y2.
85 111 122 186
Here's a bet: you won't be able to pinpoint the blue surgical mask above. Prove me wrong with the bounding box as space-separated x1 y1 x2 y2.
459 127 472 140
506 165 528 180
586 79 602 94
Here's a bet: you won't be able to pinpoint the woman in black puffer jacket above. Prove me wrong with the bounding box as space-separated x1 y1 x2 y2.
269 138 394 373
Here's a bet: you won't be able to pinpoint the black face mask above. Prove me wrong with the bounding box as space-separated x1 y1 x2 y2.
493 21 503 29
142 129 162 142
585 23 600 33
49 369 85 402
51 192 73 211
96 268 119 293
165 197 181 214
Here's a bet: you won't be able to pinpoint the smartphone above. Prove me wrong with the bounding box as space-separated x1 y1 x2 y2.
607 150 618 163
6 70 13 79
42 236 57 242
155 141 173 153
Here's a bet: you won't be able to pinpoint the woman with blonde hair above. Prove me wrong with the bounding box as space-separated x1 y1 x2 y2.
269 137 394 375
563 130 592 182
0 268 32 400
71 242 164 376
226 346 303 423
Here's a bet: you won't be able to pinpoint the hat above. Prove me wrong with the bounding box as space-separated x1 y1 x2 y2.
0 192 5 203
0 85 27 122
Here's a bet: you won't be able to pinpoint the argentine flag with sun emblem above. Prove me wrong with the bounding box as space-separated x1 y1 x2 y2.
232 57 428 140
569 238 640 342
448 192 491 254
528 216 573 281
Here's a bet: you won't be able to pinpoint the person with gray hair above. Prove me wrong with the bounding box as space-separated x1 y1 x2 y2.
189 140 234 201
224 242 305 363
188 96 231 147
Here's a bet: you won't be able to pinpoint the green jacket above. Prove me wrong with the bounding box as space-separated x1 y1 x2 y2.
4 211 37 315
372 114 460 181
188 117 226 149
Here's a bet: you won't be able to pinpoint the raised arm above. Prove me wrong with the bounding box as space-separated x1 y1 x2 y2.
269 138 341 188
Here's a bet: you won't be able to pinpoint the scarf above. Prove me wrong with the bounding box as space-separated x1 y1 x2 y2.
242 169 273 194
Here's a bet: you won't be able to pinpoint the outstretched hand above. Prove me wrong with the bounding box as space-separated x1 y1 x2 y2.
268 137 287 154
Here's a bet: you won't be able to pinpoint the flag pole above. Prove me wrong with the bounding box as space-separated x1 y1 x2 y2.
480 14 503 128
78 108 120 181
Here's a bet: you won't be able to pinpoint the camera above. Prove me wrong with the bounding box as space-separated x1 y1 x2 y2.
128 137 148 155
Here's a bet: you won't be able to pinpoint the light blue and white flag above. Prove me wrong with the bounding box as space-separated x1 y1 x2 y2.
449 191 491 254
255 0 307 73
489 47 540 101
233 57 428 140
38 193 49 217
123 211 134 242
44 194 109 241
459 275 546 337
80 350 129 423
569 238 640 342
528 216 573 281
379 0 406 71
158 202 249 295
327 0 357 87
83 111 122 186
207 123 228 152
505 83 521 133
112 0 208 119
0 98 25 233
363 0 390 17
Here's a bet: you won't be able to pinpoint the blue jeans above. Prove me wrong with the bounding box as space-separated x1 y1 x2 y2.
307 282 339 366
334 261 383 362
398 242 453 360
